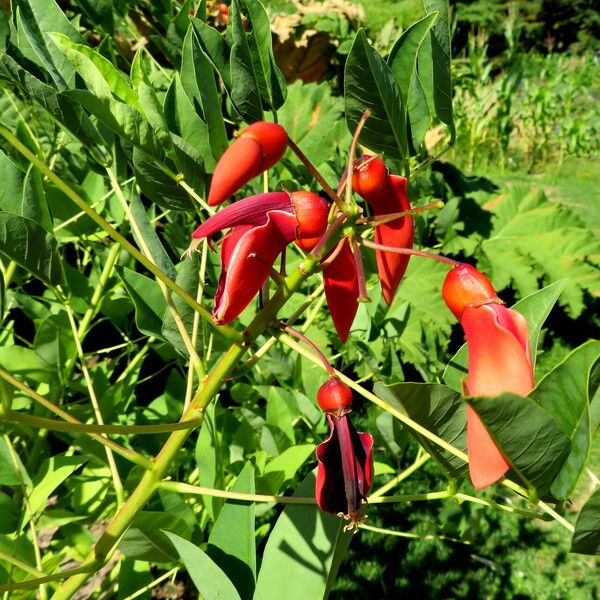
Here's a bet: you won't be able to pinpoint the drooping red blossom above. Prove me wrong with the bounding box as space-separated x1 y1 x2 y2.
442 264 535 489
322 240 359 344
207 121 288 206
352 156 414 305
315 379 373 523
193 190 328 324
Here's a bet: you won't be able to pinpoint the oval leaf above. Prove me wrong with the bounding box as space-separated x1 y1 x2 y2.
571 487 600 555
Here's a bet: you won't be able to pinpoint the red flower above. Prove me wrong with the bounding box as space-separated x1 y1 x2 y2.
442 264 535 489
353 156 414 305
208 122 288 206
315 379 373 524
193 191 328 324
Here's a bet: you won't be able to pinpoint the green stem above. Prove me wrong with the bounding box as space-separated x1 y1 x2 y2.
368 491 451 504
370 453 430 498
358 523 467 545
0 124 241 345
0 369 151 469
7 412 202 434
0 551 44 578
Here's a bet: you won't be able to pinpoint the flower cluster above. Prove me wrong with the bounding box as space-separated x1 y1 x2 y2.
191 120 535 522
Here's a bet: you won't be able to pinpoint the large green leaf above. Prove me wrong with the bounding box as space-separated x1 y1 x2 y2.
344 29 407 162
116 266 166 339
443 279 568 391
374 382 467 478
419 0 455 141
190 17 232 90
468 393 570 496
0 212 63 287
228 0 263 123
387 12 438 151
207 462 256 600
14 0 84 88
571 487 600 555
238 0 286 111
253 472 353 600
0 54 110 162
164 531 242 600
532 340 600 499
479 187 599 317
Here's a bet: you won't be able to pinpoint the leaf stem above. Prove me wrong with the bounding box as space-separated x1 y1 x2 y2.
361 239 459 266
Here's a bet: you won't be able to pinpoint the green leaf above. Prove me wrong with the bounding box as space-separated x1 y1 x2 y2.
444 279 568 391
14 0 84 88
132 148 193 211
237 0 286 111
420 0 455 141
571 487 600 555
387 12 438 150
120 512 192 563
0 345 55 385
48 32 140 109
531 340 600 499
468 393 570 496
190 17 232 90
257 444 315 495
0 437 23 487
478 187 599 317
164 531 242 600
0 55 110 162
228 0 263 123
0 212 63 287
344 29 407 162
24 454 86 525
116 266 166 339
33 311 76 377
374 382 467 478
207 462 256 600
254 471 353 600
164 72 214 170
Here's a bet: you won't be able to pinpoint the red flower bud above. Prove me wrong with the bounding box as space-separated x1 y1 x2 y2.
442 263 500 320
289 191 329 239
351 155 387 197
317 378 353 415
208 122 288 206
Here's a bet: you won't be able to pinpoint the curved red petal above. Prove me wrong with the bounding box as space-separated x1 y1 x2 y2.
323 240 359 343
207 137 263 206
466 404 510 489
462 304 534 398
192 192 293 239
366 175 414 305
241 122 288 172
212 211 297 324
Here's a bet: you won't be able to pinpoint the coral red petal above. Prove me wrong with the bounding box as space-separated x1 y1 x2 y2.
192 192 293 239
212 211 297 324
207 137 263 206
322 240 359 343
461 305 534 397
372 175 414 305
466 404 510 489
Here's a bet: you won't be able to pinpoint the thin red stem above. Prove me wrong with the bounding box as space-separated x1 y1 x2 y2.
350 238 370 302
319 238 346 270
358 201 444 226
286 137 342 206
344 110 371 208
361 239 459 266
281 324 336 377
310 213 347 258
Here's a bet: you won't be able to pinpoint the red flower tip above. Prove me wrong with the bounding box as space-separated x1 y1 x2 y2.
351 155 387 198
207 121 288 206
315 413 373 526
290 191 329 239
295 236 320 252
317 378 353 415
442 264 501 320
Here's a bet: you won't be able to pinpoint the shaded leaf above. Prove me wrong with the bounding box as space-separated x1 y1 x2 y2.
345 29 407 161
0 212 63 287
468 393 570 497
254 471 353 600
374 382 467 478
571 487 600 555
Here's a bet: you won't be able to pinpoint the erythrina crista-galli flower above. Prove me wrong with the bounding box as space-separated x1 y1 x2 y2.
207 122 288 206
442 264 535 489
315 378 373 524
352 156 414 305
193 190 328 324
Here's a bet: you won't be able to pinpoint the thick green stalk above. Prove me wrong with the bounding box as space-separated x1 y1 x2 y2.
0 125 242 345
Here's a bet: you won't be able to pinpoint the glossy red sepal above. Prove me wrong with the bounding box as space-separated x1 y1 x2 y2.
322 240 359 343
315 413 373 523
